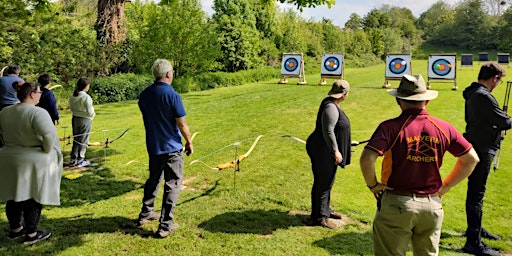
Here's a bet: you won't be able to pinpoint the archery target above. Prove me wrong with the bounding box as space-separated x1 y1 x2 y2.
281 54 303 76
428 55 456 79
385 54 411 78
321 54 343 76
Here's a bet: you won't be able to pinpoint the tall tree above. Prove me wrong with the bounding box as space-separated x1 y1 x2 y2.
213 0 262 72
416 1 454 40
344 13 363 30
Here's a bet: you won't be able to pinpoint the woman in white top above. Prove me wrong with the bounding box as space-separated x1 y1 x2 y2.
0 81 62 245
69 77 95 167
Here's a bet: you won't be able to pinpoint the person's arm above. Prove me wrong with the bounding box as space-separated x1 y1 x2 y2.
360 148 392 199
33 109 58 153
85 94 95 119
321 104 342 164
49 91 60 125
176 117 193 156
438 148 479 196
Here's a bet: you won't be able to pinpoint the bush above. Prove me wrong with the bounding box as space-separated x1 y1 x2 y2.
90 73 153 104
172 67 280 93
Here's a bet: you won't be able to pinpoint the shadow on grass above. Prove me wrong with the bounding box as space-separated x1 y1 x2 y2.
313 230 373 255
0 215 152 255
60 172 142 207
198 209 304 235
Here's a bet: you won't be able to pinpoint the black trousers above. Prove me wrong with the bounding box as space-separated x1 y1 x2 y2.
6 199 42 234
306 140 338 222
465 152 494 246
139 150 184 231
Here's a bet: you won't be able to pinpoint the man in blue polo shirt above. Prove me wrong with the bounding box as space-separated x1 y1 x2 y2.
137 59 194 238
0 65 24 111
360 74 479 255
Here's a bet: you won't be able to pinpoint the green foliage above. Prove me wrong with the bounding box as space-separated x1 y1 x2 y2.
90 73 153 104
126 0 221 77
416 1 454 40
172 66 279 92
213 0 263 72
345 13 363 31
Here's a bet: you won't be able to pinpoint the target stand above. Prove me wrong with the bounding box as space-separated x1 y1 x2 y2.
319 53 344 85
460 54 474 70
498 53 510 67
427 53 457 90
383 54 412 88
278 53 307 85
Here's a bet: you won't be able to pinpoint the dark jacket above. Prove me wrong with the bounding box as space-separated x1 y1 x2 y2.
463 82 512 154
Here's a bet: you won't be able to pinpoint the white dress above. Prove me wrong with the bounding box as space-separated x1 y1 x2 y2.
0 103 63 205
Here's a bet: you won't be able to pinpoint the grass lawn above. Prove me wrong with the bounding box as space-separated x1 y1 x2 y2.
1 60 511 255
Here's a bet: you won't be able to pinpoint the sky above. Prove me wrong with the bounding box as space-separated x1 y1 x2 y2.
199 0 461 28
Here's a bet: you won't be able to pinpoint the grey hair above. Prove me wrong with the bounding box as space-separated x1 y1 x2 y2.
152 59 173 80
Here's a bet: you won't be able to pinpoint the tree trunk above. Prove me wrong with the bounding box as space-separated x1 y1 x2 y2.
95 0 128 45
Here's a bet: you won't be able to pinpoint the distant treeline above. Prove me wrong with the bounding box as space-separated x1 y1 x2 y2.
1 0 511 87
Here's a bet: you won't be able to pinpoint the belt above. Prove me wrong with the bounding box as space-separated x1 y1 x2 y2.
386 190 439 198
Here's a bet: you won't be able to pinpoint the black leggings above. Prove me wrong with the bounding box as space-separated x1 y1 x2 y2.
6 199 42 234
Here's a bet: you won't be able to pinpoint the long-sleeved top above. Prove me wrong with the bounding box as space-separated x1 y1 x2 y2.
37 87 60 123
69 91 95 119
0 103 63 205
463 82 512 154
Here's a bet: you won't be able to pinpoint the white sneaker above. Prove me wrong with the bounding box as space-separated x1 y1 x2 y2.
76 160 91 167
69 160 78 167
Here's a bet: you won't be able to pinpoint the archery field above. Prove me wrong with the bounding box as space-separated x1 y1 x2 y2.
1 59 512 255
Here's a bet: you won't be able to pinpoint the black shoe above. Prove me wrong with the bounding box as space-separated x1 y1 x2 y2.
136 212 160 226
481 228 501 241
8 228 25 240
462 242 501 256
24 230 51 245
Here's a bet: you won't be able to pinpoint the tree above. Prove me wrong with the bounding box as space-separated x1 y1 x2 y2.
416 1 454 40
261 0 335 11
213 0 262 72
344 13 363 30
127 0 220 76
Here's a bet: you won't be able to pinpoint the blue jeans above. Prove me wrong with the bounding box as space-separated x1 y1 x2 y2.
140 150 184 231
465 152 494 246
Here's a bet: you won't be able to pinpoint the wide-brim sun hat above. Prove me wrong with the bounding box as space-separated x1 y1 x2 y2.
387 74 438 101
328 80 350 99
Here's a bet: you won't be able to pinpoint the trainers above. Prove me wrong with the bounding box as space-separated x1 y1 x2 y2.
69 160 78 167
462 241 501 256
76 160 91 167
330 211 343 220
136 212 160 226
24 230 51 245
156 223 179 238
8 228 25 240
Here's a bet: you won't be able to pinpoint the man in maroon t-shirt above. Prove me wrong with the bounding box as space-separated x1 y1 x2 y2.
360 74 479 256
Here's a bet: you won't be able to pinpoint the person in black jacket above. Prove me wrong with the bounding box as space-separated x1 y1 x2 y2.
303 80 351 229
36 74 60 125
462 62 512 256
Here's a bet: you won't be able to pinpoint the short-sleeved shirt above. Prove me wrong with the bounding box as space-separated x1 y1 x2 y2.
138 81 186 155
364 108 472 194
0 75 24 107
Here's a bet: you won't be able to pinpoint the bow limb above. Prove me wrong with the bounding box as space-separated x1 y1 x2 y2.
0 66 6 77
190 159 219 171
191 132 199 142
282 135 306 145
104 128 130 147
214 135 263 170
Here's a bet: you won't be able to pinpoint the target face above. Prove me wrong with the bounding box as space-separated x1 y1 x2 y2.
281 54 303 76
385 54 411 78
428 55 456 79
321 54 343 76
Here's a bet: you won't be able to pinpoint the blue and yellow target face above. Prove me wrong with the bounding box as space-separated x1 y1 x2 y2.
280 54 303 76
385 54 411 78
321 54 343 76
428 55 456 79
389 58 407 74
284 58 298 72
